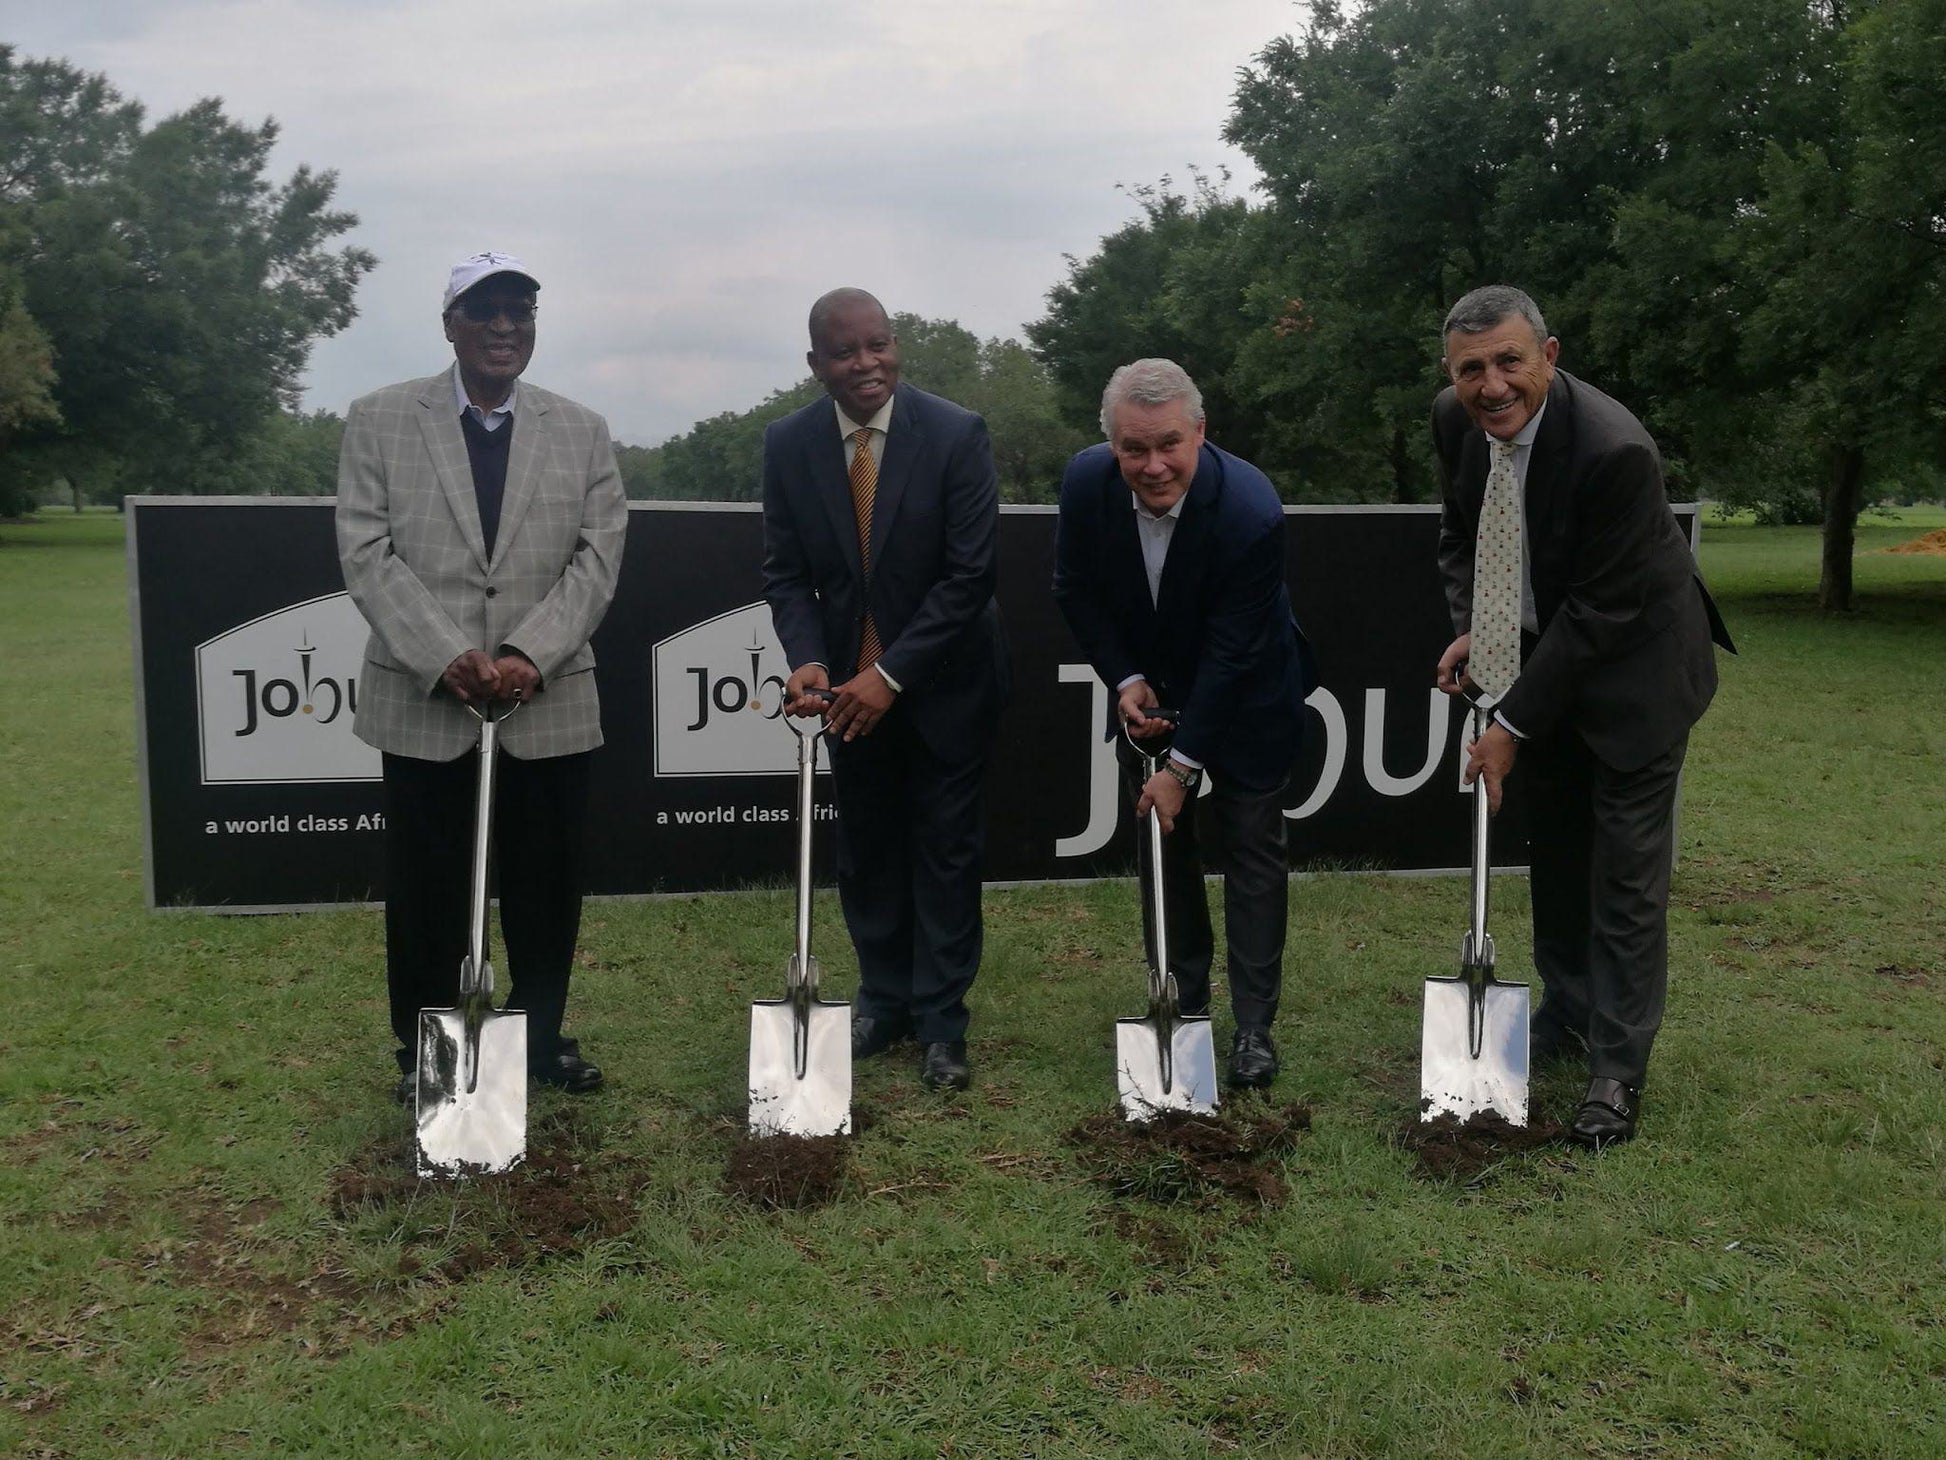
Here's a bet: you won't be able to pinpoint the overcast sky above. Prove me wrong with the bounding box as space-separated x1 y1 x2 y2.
13 0 1309 446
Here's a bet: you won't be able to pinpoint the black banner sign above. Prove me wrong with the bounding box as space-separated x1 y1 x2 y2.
127 499 1699 910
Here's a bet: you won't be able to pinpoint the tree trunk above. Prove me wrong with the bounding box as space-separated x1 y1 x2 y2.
1818 442 1865 612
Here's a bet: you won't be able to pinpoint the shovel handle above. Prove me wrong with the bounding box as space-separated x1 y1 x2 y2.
786 688 837 740
1466 702 1493 966
1129 709 1182 1014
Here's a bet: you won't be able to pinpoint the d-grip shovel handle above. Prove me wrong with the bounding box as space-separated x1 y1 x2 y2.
457 698 523 1004
1124 709 1183 1017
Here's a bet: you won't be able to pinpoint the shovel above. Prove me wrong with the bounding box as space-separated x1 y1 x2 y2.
748 691 851 1137
1419 696 1530 1126
415 700 528 1177
1117 711 1220 1121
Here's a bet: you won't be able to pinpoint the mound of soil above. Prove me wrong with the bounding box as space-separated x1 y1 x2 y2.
1066 1101 1312 1207
722 1134 851 1211
327 1108 651 1281
1881 527 1946 556
1396 1110 1563 1182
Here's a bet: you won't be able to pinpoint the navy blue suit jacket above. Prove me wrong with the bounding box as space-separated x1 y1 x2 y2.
1054 441 1313 791
762 384 1009 762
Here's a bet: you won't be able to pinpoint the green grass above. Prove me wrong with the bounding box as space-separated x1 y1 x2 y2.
2 507 1942 1458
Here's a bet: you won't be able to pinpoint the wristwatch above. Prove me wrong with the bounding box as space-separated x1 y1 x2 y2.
1161 760 1201 791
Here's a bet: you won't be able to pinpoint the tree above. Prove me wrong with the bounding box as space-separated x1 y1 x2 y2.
0 47 374 512
618 313 1079 503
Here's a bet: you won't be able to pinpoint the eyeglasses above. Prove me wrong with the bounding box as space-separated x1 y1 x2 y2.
451 295 537 325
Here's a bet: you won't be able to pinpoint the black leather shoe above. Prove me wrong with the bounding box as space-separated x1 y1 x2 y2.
918 1040 970 1091
1571 1077 1640 1148
1227 1026 1280 1088
530 1045 604 1094
394 1069 416 1107
851 1014 912 1060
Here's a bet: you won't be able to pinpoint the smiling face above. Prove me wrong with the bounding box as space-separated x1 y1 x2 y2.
443 278 537 407
808 297 900 422
1442 315 1559 440
1110 397 1206 513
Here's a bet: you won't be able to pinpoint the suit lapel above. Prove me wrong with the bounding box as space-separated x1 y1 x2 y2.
809 404 864 582
413 373 488 568
1154 446 1218 633
1104 472 1156 646
1526 375 1574 555
868 389 920 574
491 387 549 568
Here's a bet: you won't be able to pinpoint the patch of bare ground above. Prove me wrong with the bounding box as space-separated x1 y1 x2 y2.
1396 1111 1565 1182
327 1106 652 1283
1065 1100 1312 1207
721 1134 851 1210
1880 528 1946 556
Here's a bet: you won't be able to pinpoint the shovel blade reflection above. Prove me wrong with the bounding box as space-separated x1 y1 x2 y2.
414 1006 528 1176
1116 1015 1220 1121
1419 975 1530 1126
748 998 852 1138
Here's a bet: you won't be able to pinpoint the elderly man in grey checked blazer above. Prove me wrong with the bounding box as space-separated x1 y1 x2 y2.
336 251 626 1103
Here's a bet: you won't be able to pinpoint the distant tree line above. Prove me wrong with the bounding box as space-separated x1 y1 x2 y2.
1030 0 1946 610
617 314 1087 504
8 3 1939 611
0 46 372 517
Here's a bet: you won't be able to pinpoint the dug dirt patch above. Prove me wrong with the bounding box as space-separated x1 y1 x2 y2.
328 1107 651 1282
722 1134 851 1211
1396 1111 1563 1182
1066 1101 1312 1207
1881 527 1946 556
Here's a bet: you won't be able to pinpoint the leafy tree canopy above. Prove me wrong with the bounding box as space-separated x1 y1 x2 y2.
0 46 374 516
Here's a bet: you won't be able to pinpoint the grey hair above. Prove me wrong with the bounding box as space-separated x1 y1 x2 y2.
1099 358 1205 438
1441 285 1548 346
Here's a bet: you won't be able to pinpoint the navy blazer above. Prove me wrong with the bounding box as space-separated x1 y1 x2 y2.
762 384 1009 762
1434 370 1734 770
1054 441 1313 791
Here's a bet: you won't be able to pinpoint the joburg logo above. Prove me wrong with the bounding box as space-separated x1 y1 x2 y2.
652 601 806 777
195 593 381 785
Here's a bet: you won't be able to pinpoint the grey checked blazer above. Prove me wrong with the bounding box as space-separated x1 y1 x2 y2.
335 370 627 762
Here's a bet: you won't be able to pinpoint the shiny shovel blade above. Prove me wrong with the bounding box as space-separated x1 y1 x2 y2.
414 1007 528 1176
748 998 852 1138
1116 1015 1219 1120
1419 975 1530 1126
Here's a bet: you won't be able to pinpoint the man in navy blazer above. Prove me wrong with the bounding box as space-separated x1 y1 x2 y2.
762 289 1009 1092
1054 359 1312 1088
1433 285 1735 1147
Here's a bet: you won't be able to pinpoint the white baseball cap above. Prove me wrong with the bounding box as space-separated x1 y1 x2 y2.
442 251 541 310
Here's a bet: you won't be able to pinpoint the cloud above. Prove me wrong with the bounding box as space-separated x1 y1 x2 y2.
13 0 1303 444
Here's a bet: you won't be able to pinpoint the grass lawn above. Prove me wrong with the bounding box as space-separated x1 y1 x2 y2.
1 506 1941 1458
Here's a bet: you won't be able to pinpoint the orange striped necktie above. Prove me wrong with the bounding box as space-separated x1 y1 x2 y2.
848 427 883 671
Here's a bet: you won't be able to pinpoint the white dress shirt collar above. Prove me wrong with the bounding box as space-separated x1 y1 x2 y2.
452 363 518 431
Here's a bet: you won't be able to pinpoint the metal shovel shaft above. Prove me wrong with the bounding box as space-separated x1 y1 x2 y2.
793 722 816 987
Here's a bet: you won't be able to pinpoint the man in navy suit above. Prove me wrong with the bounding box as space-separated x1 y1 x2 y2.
762 289 1009 1092
1054 359 1312 1088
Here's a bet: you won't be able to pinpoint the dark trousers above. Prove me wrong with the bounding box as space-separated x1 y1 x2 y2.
1119 739 1289 1029
826 715 990 1044
381 748 592 1071
1519 729 1688 1087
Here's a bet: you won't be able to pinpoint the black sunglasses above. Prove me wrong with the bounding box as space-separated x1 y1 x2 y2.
452 295 537 324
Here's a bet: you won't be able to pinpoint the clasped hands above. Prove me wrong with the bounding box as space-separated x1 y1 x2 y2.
785 663 895 743
442 649 540 705
1435 631 1517 815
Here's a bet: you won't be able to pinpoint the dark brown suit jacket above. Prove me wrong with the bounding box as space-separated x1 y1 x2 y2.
1434 370 1733 771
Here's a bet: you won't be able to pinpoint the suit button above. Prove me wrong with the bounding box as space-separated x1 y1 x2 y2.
485 586 498 597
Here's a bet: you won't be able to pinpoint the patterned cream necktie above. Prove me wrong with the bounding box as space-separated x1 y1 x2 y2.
848 427 883 671
1468 438 1522 701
